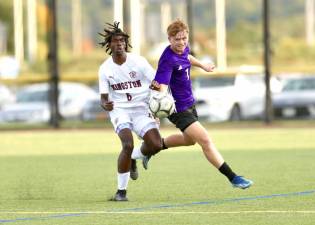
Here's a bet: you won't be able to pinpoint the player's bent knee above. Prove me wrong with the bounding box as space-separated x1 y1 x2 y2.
197 137 212 148
149 139 163 154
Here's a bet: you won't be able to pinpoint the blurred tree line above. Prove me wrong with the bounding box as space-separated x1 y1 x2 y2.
0 0 314 74
0 0 13 51
192 0 313 71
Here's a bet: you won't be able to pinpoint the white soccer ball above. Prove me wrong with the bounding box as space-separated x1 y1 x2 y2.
149 92 175 118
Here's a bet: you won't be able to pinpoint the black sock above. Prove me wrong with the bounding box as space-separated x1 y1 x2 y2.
162 138 168 150
219 162 236 182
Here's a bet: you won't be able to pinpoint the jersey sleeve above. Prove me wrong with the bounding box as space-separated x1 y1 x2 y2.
98 65 109 94
154 57 173 85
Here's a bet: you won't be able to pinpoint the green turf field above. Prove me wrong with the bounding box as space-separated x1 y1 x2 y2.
0 127 315 225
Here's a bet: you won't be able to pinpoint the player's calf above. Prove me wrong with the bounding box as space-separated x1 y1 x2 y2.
130 159 138 180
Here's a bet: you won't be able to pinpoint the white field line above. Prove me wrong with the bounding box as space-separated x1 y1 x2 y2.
1 210 315 215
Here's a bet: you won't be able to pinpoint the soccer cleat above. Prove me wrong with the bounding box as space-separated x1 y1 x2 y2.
110 190 128 201
231 176 253 189
130 159 138 180
142 155 151 170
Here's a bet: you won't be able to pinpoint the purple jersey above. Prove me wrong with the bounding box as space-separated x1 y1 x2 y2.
154 46 194 112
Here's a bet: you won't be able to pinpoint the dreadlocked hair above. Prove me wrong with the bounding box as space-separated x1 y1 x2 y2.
98 21 132 55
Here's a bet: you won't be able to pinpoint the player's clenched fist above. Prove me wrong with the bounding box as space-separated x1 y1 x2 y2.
101 101 114 111
202 63 215 72
150 80 161 91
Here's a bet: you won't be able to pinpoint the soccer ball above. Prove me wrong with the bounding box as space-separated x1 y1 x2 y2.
149 92 175 118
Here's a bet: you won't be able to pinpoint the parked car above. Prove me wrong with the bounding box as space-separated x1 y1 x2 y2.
193 73 280 122
0 84 15 109
81 98 108 121
0 82 98 123
0 56 20 78
273 75 315 118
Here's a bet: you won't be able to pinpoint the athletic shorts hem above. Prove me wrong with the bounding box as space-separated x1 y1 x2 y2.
168 105 198 132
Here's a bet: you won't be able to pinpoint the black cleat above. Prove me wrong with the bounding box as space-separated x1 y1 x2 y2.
130 159 139 180
109 190 128 201
142 155 151 170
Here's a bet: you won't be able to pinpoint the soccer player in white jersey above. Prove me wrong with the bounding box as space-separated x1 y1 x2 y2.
98 22 164 201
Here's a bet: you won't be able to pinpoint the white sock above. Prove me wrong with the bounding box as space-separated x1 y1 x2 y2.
117 172 130 190
131 146 144 159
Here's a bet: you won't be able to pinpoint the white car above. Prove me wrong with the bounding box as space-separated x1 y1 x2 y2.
0 82 98 123
0 84 15 109
81 98 109 121
193 74 280 122
273 75 315 118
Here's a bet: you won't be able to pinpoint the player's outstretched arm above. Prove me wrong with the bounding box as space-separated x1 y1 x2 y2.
100 93 114 111
188 54 215 72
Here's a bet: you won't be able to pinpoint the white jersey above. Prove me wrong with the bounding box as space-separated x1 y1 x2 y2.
98 53 155 108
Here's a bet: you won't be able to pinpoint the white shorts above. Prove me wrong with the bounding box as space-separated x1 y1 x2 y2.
109 107 158 138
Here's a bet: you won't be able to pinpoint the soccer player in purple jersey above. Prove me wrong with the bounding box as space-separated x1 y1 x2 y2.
148 19 253 189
